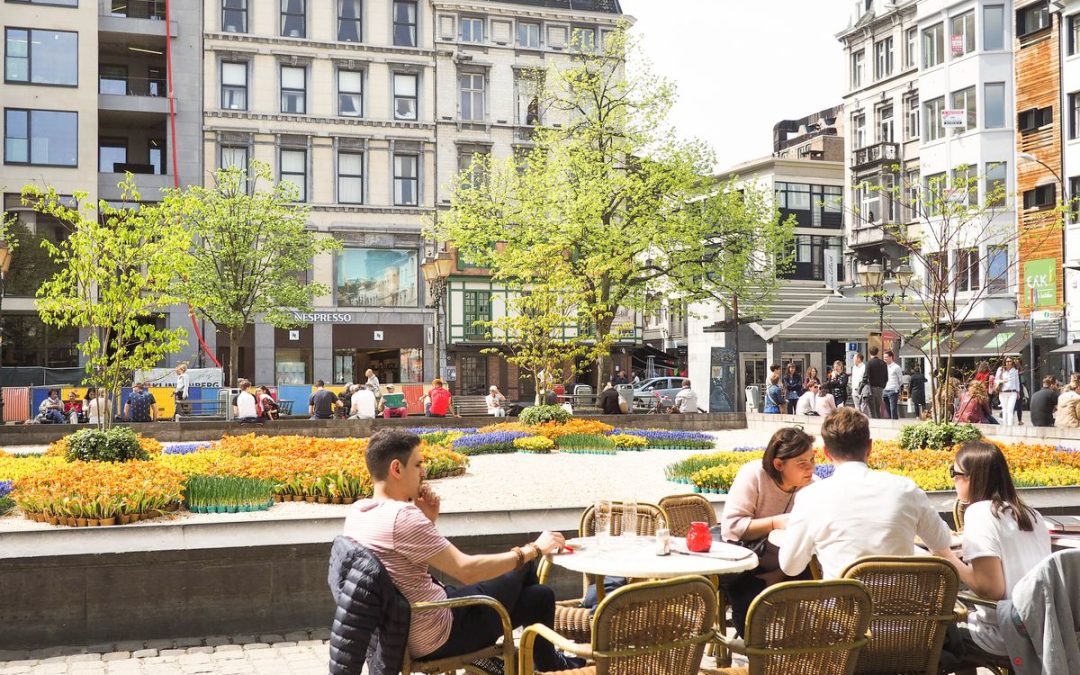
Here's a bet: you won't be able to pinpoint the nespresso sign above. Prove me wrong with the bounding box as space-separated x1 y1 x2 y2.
290 311 355 323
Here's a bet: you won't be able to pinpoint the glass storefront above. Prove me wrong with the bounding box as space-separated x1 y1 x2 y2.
275 348 311 385
336 248 418 307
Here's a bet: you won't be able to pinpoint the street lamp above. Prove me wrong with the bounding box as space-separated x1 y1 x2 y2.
0 240 11 424
859 259 912 337
421 251 454 381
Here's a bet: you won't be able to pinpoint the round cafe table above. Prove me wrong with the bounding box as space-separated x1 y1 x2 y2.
550 536 758 602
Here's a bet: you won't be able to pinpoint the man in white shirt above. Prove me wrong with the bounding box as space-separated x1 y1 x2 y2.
485 385 506 417
673 380 699 413
850 353 866 413
779 407 954 579
232 379 260 421
883 350 904 420
350 385 377 419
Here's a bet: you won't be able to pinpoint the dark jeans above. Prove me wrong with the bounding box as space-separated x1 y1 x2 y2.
42 409 65 424
722 568 813 638
869 387 885 418
938 623 1010 674
786 399 798 415
884 390 900 419
420 561 562 671
912 401 925 418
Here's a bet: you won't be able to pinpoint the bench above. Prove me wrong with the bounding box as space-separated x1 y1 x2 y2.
173 398 227 421
452 395 492 417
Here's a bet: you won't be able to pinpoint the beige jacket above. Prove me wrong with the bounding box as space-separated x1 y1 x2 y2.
1054 391 1080 428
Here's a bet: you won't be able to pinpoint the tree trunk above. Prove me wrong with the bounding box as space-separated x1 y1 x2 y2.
228 326 243 387
592 313 616 392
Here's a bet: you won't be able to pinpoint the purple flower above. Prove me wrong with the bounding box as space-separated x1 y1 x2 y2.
407 427 477 435
814 464 835 479
0 480 12 499
163 442 213 455
1056 445 1080 453
732 446 765 453
452 431 530 449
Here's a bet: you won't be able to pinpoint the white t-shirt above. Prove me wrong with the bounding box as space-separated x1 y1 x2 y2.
961 500 1052 655
233 390 259 418
87 396 107 424
485 393 504 414
851 362 866 391
351 389 377 418
885 362 904 392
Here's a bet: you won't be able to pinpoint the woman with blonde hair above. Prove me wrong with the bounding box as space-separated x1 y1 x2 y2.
953 380 995 424
1054 382 1080 428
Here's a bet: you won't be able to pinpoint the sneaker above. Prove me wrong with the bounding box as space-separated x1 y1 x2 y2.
553 654 587 670
469 657 505 675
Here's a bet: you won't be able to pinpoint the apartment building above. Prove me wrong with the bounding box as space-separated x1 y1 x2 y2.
1 0 202 375
1059 0 1080 349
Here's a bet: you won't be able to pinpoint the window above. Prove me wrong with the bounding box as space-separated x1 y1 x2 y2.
517 73 542 125
926 251 948 287
98 64 127 94
222 0 247 32
573 26 596 51
874 37 893 80
98 138 126 173
952 165 975 206
458 149 488 189
149 138 164 175
281 0 306 37
984 82 1006 129
1023 184 1055 210
338 151 363 204
924 96 945 141
905 94 920 140
280 66 306 114
459 72 484 121
985 161 1007 208
1071 92 1080 140
338 0 361 42
987 245 1008 293
852 112 865 149
956 248 980 292
4 28 78 86
460 17 483 43
394 153 418 206
905 26 918 68
905 169 920 221
1018 106 1053 133
950 11 975 57
463 291 491 338
336 248 418 307
221 62 247 110
518 21 540 48
4 109 77 166
338 70 363 117
850 50 864 89
221 145 248 170
1070 15 1080 55
393 73 417 120
1071 177 1080 222
279 148 306 201
951 86 976 130
1017 2 1050 38
878 105 894 143
925 172 946 216
393 1 417 47
923 23 944 68
5 0 77 5
984 5 1005 50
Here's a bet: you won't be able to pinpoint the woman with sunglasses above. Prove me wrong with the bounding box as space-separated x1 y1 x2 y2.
994 357 1021 427
940 441 1051 672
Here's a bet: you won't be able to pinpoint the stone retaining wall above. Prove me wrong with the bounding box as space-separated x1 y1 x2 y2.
0 413 747 446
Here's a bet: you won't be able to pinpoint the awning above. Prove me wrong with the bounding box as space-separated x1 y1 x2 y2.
748 293 924 341
632 344 676 367
1050 343 1080 354
900 327 1030 358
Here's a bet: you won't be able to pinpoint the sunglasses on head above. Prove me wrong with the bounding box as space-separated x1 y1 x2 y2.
948 466 966 479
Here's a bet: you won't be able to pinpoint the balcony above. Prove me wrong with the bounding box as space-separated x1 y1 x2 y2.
98 75 170 115
99 0 177 39
851 142 900 171
848 220 906 250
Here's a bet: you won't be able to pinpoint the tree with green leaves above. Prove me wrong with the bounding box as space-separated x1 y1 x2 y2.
480 284 610 404
859 165 1063 421
433 26 792 387
156 161 341 386
26 176 192 428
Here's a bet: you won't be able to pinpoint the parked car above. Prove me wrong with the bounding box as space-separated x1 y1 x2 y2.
632 377 683 411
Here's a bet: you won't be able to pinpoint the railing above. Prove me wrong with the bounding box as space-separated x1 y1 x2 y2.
99 75 167 97
851 142 900 170
99 0 166 20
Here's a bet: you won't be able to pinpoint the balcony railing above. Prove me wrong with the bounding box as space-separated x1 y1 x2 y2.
99 0 166 19
99 75 166 97
851 142 900 170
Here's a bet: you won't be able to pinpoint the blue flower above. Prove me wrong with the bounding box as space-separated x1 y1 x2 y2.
814 464 835 479
0 480 12 499
163 442 213 455
407 427 477 435
451 431 530 448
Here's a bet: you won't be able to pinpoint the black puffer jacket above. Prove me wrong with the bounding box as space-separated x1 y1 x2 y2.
327 536 411 675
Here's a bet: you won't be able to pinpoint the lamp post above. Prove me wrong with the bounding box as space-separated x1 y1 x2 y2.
421 251 454 382
0 240 11 423
858 259 913 338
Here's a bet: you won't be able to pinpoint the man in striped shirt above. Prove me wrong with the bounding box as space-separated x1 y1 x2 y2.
343 429 583 672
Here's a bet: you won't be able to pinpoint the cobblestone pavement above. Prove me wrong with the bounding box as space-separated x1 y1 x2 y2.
0 631 334 675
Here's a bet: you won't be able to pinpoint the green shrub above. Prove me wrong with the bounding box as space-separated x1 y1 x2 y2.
556 433 616 454
898 422 982 451
519 404 571 426
64 427 150 463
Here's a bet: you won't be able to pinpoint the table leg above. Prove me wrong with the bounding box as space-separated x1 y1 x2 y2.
592 574 606 603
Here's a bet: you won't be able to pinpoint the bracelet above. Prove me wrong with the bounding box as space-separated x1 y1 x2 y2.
525 543 540 561
511 546 525 569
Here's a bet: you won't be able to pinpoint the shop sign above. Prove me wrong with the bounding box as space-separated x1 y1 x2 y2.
135 368 224 388
941 109 967 128
1024 258 1058 308
289 311 355 323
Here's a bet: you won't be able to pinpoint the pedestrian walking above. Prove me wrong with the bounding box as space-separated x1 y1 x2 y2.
865 347 888 418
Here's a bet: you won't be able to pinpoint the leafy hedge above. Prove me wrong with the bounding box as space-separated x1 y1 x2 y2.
519 405 572 426
64 427 151 463
898 422 982 451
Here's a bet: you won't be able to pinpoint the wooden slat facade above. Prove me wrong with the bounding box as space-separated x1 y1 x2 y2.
1015 1 1064 316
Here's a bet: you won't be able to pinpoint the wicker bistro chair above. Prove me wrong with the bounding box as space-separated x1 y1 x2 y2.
518 575 717 675
952 499 969 533
841 555 961 675
403 596 517 675
537 501 669 644
658 494 717 536
706 579 874 675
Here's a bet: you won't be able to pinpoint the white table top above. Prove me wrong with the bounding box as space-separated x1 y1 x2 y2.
1052 536 1080 550
550 536 758 579
767 528 963 551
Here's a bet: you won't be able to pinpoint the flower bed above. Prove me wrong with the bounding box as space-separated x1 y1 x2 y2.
556 433 617 455
609 434 649 450
0 479 13 516
514 435 555 453
664 440 1080 493
451 431 529 456
185 475 274 513
610 429 715 450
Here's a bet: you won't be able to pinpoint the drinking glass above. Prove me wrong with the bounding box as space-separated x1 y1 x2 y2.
595 499 612 550
622 499 638 540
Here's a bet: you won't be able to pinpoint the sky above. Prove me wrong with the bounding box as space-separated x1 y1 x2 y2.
619 0 854 172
